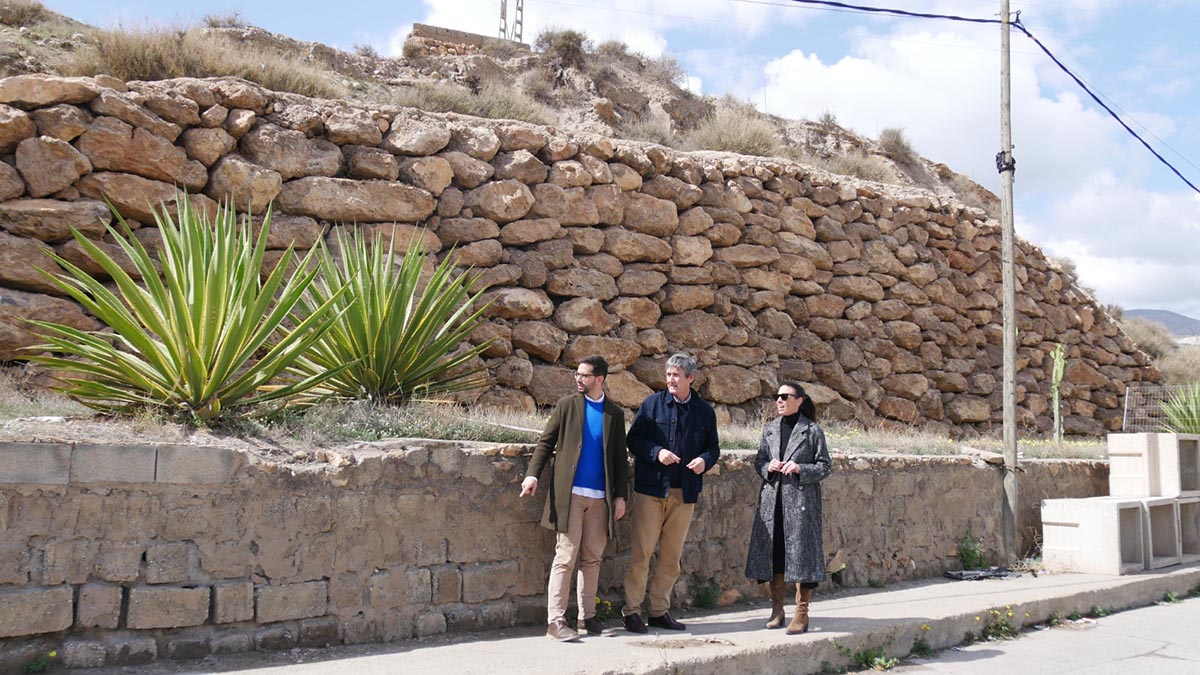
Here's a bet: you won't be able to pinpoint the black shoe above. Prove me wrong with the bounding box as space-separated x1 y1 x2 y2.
648 612 686 631
623 613 648 634
581 616 605 635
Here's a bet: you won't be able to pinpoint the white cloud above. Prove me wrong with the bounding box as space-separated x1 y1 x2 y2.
759 27 1123 196
1032 171 1200 315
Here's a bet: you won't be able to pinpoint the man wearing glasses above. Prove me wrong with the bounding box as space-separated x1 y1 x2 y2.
621 352 720 633
521 355 628 641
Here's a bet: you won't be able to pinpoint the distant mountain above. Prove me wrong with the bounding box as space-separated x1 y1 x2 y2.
1125 309 1200 337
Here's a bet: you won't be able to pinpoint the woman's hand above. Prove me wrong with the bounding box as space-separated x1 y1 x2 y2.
767 458 782 473
780 460 800 475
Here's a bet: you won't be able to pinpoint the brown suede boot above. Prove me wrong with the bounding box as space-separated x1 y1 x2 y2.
766 574 786 629
786 586 812 634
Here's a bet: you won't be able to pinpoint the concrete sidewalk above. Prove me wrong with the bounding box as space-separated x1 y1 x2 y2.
105 563 1200 675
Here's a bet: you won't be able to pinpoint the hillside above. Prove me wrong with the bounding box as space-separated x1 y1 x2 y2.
1125 309 1200 337
0 8 999 215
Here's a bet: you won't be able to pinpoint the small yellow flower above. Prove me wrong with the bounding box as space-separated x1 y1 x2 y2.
975 616 981 621
1007 611 1014 617
1024 613 1030 617
920 623 930 631
48 651 57 658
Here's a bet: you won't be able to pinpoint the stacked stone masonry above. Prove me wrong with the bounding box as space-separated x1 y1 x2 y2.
0 441 1106 668
0 74 1157 436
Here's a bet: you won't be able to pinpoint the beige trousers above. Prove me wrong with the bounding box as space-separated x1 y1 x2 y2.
547 494 609 624
623 488 695 617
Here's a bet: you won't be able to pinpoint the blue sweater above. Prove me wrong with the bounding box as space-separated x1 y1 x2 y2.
573 397 606 492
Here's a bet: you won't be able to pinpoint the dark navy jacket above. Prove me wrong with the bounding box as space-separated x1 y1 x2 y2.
626 390 720 504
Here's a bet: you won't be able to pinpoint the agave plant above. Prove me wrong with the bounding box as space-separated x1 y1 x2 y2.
27 197 346 421
1161 383 1200 433
283 225 492 404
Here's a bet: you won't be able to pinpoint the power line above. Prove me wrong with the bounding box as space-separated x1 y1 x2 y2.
780 0 1200 195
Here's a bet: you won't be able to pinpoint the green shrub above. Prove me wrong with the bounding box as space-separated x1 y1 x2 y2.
282 226 492 405
957 531 984 570
28 198 343 422
910 637 933 658
879 127 917 165
68 25 344 99
534 28 590 69
690 576 720 609
686 99 780 156
1161 383 1200 433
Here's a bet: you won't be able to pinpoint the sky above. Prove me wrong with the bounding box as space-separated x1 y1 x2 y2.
40 0 1200 319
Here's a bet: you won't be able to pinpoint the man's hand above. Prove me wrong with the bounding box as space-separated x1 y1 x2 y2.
519 476 537 496
767 458 782 473
657 448 681 465
614 497 626 521
687 457 706 474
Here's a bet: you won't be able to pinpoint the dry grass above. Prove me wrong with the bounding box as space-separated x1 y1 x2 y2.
389 81 555 125
686 98 781 156
621 109 676 146
0 366 90 421
879 127 917 166
1121 317 1178 360
791 146 900 184
0 0 48 27
0 370 1109 458
66 25 345 99
1159 345 1200 385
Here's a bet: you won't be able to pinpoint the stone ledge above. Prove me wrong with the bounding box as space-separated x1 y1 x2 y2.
72 444 156 483
155 445 241 484
0 442 71 484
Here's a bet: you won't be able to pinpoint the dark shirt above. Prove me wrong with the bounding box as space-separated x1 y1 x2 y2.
779 411 801 456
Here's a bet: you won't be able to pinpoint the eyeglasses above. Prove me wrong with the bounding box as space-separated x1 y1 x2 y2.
574 372 596 380
774 393 797 401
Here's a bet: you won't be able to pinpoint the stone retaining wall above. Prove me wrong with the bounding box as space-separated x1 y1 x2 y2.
0 74 1156 436
0 440 1106 668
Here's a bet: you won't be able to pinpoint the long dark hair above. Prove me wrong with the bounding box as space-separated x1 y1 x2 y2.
781 381 817 421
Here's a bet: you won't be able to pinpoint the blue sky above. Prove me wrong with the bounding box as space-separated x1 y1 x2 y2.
42 0 1200 318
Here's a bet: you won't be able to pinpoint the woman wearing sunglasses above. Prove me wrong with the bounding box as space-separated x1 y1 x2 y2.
744 381 832 634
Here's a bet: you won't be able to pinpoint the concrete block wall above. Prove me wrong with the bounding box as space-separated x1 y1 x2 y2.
0 439 1106 669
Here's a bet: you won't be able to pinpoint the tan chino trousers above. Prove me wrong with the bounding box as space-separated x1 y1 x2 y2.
547 494 609 624
623 488 695 617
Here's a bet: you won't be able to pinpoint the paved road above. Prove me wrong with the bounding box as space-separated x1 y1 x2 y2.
895 598 1200 674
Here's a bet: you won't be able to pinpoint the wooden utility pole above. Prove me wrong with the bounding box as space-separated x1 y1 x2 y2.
999 0 1019 566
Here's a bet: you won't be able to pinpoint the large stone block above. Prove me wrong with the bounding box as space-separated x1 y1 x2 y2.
145 541 191 584
71 444 156 483
256 581 328 623
0 585 73 638
212 581 254 624
75 583 122 629
0 443 71 484
156 445 242 484
126 586 210 629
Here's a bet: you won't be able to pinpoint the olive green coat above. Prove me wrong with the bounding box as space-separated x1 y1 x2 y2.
526 393 628 535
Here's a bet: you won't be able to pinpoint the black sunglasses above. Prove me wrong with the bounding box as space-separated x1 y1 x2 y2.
773 393 797 401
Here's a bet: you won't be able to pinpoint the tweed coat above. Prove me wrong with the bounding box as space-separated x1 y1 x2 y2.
525 393 628 536
744 415 832 583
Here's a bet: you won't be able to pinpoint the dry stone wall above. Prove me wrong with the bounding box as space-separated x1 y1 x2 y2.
0 441 1106 668
0 74 1157 435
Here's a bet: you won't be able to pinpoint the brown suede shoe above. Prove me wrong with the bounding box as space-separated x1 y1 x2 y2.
547 617 580 642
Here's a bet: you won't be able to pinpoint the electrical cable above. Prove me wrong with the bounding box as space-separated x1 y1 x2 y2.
781 0 1200 195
